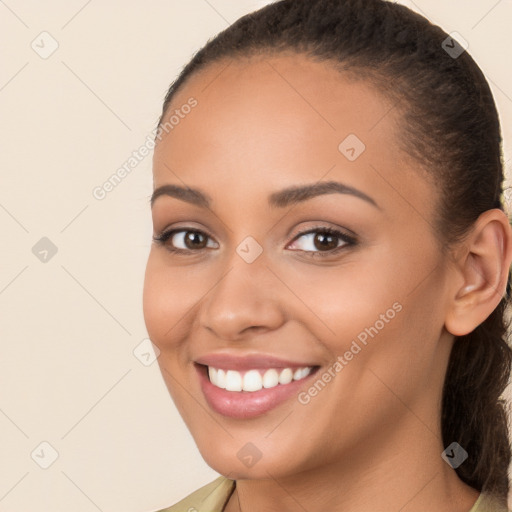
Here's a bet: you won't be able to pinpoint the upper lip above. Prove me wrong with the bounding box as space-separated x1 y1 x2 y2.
195 353 319 371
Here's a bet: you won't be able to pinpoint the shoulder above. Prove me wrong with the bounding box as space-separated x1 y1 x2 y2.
153 475 236 512
470 492 510 512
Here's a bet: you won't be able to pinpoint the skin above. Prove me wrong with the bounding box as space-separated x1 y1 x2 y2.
143 54 512 512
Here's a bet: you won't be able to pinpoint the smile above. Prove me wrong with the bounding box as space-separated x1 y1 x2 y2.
208 366 314 392
195 361 320 419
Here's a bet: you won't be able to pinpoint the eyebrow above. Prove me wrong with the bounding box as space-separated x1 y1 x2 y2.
150 180 380 210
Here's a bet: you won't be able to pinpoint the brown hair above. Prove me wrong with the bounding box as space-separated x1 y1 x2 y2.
156 0 511 501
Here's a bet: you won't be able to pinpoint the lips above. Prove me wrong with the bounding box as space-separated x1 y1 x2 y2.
195 353 318 371
194 353 320 419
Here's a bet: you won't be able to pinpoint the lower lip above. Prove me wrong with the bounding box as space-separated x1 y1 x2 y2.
195 364 319 419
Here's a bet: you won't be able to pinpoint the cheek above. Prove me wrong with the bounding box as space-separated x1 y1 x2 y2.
142 260 168 343
275 257 399 346
142 252 195 345
143 256 199 417
287 253 440 389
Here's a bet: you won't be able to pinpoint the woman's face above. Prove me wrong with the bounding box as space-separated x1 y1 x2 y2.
143 54 455 479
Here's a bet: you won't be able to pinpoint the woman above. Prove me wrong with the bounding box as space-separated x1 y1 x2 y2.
143 0 512 510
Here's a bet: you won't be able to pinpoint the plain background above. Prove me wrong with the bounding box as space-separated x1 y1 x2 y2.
1 1 512 510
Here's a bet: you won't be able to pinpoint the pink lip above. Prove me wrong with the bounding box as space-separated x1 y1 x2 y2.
195 352 317 371
195 363 320 419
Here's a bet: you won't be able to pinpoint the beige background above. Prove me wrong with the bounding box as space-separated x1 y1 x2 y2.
1 1 511 510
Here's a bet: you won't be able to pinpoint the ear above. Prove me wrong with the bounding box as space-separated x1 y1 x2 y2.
444 209 512 337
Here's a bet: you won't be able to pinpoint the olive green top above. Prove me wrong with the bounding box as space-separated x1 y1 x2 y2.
156 476 510 512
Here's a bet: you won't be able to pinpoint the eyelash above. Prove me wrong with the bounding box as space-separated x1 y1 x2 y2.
152 225 357 259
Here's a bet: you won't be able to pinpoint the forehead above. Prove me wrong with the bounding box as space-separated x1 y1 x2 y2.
164 53 399 144
153 53 436 220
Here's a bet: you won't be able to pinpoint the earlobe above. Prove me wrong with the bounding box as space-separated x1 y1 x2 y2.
445 209 512 337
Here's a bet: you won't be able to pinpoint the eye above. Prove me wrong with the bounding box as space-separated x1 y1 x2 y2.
153 228 218 254
153 225 357 258
287 226 356 258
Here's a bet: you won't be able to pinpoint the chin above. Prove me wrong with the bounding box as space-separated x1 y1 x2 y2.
197 440 302 481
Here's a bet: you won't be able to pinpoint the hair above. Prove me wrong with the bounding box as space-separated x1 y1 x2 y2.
156 0 512 502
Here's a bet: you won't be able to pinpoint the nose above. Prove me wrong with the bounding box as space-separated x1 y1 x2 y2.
198 255 285 341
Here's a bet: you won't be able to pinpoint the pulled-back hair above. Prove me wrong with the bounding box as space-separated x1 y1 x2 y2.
157 0 511 501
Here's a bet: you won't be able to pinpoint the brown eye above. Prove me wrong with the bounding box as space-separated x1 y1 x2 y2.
287 227 356 257
313 232 339 251
183 231 208 249
153 228 218 253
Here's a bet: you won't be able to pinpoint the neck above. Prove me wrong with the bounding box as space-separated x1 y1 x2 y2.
224 412 480 512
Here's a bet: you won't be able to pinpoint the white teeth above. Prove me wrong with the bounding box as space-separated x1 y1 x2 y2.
243 370 262 392
294 367 312 380
278 368 293 384
207 365 314 392
216 368 226 389
225 370 242 391
293 367 303 380
262 369 279 388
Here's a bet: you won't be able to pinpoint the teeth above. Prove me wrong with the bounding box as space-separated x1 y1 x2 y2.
225 370 242 391
243 370 262 392
278 368 293 385
294 367 310 380
207 366 313 392
262 369 279 388
217 369 226 388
